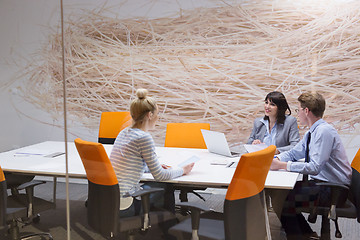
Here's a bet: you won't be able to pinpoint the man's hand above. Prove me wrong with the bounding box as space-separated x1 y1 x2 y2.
270 157 287 171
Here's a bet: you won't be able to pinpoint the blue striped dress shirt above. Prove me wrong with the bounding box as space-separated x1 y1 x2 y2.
278 119 351 185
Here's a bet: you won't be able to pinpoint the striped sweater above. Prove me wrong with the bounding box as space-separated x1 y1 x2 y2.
110 127 183 196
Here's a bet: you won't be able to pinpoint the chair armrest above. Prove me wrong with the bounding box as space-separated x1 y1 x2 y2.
315 182 349 207
176 202 211 231
314 182 349 220
130 187 164 215
176 202 211 212
315 182 349 191
15 180 46 218
128 187 165 231
129 187 164 198
17 180 46 191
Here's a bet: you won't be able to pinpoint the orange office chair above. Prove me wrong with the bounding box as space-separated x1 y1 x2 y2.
169 145 276 240
164 123 210 149
74 138 176 239
98 111 132 144
164 123 210 210
0 166 53 240
305 148 360 239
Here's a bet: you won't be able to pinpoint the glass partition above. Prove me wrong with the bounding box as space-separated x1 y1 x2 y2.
0 0 68 239
1 0 360 239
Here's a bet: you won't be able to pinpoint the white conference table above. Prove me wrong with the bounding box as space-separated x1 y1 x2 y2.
0 141 299 240
0 141 300 190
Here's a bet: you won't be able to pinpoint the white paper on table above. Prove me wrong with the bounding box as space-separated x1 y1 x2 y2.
244 143 268 153
178 155 201 167
14 147 64 157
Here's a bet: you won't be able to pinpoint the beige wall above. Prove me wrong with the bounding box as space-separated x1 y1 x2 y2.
1 0 360 154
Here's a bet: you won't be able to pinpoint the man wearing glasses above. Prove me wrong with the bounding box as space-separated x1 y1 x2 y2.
270 92 351 240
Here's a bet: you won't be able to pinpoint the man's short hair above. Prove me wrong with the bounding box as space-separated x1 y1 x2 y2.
298 92 326 118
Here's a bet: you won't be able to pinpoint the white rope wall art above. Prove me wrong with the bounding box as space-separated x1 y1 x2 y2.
19 0 360 145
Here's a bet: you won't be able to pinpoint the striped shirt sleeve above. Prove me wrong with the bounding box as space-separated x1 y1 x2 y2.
138 133 183 181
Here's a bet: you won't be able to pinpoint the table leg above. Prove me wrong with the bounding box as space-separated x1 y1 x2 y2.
52 176 57 205
263 191 272 240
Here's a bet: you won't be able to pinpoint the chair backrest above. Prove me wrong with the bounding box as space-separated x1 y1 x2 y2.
224 145 276 240
74 138 120 237
0 167 7 227
350 148 360 222
98 111 132 144
164 123 210 149
351 148 360 175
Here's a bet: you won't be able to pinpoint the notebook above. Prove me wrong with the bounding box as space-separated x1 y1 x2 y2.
201 129 240 158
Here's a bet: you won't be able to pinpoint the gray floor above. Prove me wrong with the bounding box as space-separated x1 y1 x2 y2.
8 180 360 240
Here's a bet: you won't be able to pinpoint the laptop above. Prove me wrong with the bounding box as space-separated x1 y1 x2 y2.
201 129 241 158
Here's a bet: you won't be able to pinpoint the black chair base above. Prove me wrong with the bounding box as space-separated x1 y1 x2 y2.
7 219 53 240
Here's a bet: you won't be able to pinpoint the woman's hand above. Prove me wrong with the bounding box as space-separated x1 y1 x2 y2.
182 162 195 175
252 139 262 145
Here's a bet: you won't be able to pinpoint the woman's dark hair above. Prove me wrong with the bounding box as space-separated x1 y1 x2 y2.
263 91 291 124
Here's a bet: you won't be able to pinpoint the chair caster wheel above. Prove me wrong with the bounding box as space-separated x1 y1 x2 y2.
335 231 342 238
32 214 40 224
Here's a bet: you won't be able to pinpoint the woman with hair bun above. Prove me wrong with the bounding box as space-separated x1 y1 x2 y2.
248 91 300 154
110 88 194 217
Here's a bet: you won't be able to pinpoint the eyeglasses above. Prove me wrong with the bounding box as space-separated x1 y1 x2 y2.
295 108 305 113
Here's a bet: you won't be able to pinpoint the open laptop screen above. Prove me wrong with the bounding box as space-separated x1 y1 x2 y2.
201 129 239 157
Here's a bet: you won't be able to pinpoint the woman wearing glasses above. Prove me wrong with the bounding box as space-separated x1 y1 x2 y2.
248 91 300 154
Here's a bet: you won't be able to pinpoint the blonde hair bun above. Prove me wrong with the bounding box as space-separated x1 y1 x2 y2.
130 88 157 124
136 88 148 100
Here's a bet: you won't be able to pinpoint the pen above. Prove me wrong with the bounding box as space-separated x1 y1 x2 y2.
161 164 171 169
227 162 234 167
14 153 44 156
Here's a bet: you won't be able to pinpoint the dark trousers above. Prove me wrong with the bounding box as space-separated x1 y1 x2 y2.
120 182 175 217
280 180 331 240
140 182 175 213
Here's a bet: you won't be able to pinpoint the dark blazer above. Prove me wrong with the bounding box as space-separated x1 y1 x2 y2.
247 115 300 153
